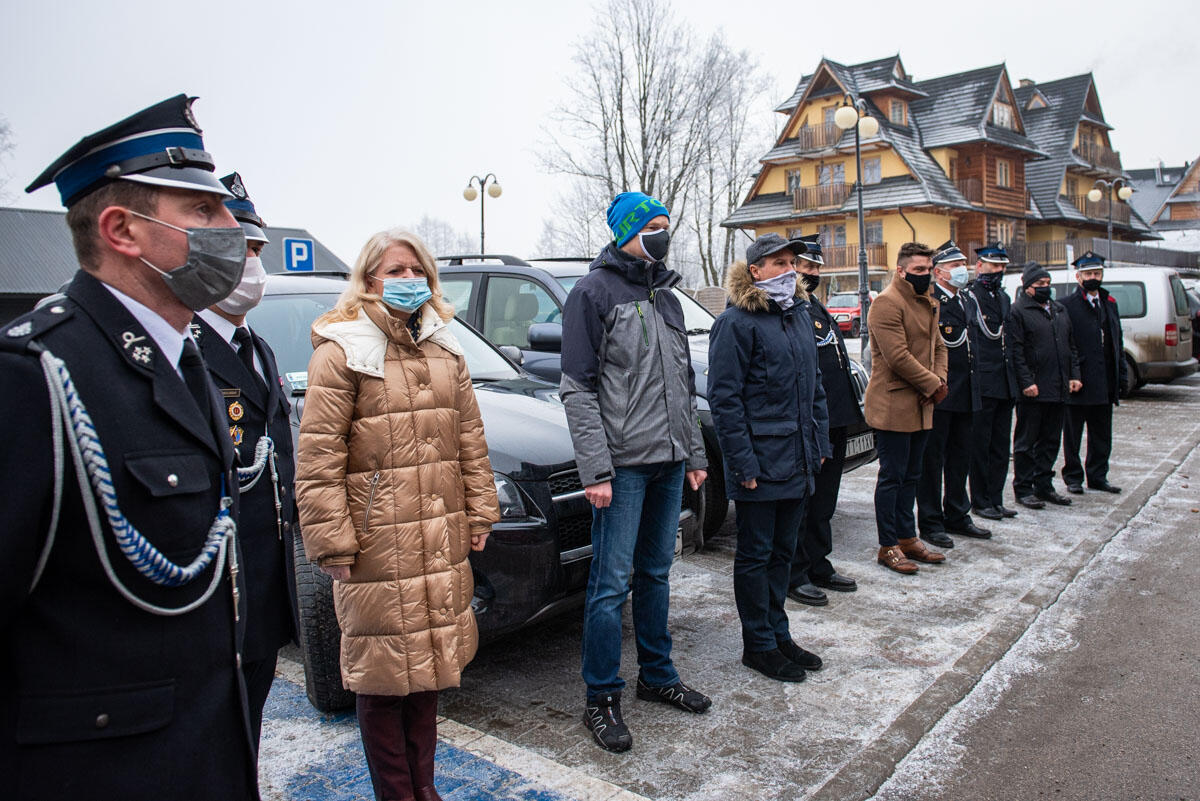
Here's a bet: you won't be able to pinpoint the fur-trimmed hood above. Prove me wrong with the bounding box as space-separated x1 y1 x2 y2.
724 260 809 312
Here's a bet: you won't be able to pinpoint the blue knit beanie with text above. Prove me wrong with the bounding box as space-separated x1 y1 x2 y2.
606 191 669 247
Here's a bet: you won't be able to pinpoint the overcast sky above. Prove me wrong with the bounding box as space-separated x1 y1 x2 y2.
2 0 1196 264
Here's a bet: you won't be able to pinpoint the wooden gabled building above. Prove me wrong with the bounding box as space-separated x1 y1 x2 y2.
723 56 1046 290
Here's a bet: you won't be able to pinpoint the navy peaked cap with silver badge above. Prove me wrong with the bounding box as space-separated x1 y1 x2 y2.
220 173 269 243
975 242 1010 264
796 233 823 265
1071 250 1105 269
932 239 967 266
25 94 231 207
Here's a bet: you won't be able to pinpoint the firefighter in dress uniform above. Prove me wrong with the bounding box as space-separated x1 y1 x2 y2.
787 234 862 606
916 241 991 549
193 172 299 747
966 243 1021 520
0 95 259 800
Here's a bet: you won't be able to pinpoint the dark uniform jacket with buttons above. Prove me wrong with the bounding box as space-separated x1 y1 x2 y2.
806 297 864 429
1005 291 1081 404
194 315 298 663
1061 287 1125 406
0 271 258 801
931 284 982 414
966 278 1018 400
709 260 832 503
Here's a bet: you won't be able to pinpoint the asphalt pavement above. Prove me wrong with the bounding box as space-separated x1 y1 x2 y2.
261 373 1200 801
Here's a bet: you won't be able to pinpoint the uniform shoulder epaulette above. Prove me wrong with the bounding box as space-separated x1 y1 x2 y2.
0 298 77 355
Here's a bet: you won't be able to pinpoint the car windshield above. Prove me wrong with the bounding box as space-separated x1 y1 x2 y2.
247 292 520 391
556 273 715 333
828 293 859 307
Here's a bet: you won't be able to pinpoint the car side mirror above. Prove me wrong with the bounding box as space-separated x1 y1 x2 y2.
528 322 563 353
497 345 524 365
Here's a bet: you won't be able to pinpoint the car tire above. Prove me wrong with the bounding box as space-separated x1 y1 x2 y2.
293 533 355 713
1119 353 1138 399
699 461 728 542
850 319 861 338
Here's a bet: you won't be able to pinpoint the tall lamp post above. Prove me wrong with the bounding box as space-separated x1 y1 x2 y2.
833 94 880 370
1086 177 1133 265
463 173 503 254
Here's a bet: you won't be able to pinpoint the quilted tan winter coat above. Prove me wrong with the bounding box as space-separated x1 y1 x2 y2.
296 301 499 696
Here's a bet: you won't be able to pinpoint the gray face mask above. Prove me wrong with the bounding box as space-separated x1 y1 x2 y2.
130 210 247 311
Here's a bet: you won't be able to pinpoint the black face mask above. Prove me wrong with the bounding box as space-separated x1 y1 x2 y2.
904 272 931 295
1031 286 1052 304
637 229 671 262
799 272 821 293
1081 278 1103 293
977 271 1004 289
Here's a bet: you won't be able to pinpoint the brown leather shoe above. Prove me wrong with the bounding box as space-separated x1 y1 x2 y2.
899 536 946 564
877 545 919 574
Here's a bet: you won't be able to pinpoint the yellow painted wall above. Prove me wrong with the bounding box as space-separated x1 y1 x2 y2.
754 210 950 269
1027 224 1070 242
760 148 913 193
760 165 788 194
928 147 958 177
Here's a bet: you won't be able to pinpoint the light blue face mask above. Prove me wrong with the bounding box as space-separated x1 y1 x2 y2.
380 277 432 312
948 265 969 289
754 270 797 309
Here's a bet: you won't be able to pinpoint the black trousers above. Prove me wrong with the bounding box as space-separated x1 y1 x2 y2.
917 409 975 534
734 496 806 653
1012 401 1065 496
1062 403 1114 486
969 396 1014 510
242 650 279 749
790 426 847 587
874 429 930 547
357 691 439 801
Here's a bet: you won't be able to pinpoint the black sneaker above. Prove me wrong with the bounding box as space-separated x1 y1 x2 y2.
636 676 712 713
583 692 632 752
777 639 823 671
742 648 806 682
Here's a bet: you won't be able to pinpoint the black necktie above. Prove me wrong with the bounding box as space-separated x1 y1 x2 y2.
179 338 214 424
233 326 267 393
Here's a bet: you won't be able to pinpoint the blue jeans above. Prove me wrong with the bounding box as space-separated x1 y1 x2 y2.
581 461 684 700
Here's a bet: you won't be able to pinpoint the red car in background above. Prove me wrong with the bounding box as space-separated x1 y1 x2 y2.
826 291 864 336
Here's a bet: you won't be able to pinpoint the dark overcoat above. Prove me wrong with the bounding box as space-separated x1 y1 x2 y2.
708 261 832 502
194 315 299 662
0 271 258 801
1061 287 1125 406
1005 291 1081 404
965 278 1018 400
806 296 864 429
931 283 982 414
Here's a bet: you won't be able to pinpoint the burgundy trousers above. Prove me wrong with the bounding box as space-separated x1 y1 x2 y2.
356 690 439 801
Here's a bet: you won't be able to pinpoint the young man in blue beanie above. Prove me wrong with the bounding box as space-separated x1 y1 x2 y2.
561 191 711 752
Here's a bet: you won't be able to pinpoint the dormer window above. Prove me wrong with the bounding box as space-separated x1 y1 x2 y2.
889 99 908 126
992 102 1015 130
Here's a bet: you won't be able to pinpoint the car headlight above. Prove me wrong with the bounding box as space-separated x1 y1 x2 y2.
493 473 528 519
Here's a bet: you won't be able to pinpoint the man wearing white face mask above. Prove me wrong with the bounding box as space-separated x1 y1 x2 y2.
916 240 990 549
194 172 298 748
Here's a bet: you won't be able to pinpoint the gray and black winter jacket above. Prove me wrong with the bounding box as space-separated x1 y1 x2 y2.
559 242 707 487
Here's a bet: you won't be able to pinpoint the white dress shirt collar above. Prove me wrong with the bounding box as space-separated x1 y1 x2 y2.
102 284 189 372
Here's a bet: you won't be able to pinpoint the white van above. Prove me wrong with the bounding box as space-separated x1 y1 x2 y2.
1000 266 1197 396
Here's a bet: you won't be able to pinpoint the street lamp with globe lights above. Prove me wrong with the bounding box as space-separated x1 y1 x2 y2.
834 94 880 369
1086 178 1133 265
463 173 503 254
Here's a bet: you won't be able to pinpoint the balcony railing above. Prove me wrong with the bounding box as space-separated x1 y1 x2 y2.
1064 194 1131 224
792 182 853 211
1072 141 1123 172
955 177 983 203
790 121 845 152
820 243 889 270
1003 238 1199 269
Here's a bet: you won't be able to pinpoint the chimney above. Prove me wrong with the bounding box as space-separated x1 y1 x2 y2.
1156 160 1163 185
1019 78 1035 88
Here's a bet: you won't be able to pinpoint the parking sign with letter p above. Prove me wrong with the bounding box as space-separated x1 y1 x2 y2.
283 238 314 272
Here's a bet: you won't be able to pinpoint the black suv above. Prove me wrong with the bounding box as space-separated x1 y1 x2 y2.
248 273 699 710
438 255 877 539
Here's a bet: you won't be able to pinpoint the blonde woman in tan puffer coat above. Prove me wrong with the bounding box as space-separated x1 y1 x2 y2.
296 228 500 801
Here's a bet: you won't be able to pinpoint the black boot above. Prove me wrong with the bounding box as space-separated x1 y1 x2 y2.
636 675 712 713
742 648 806 682
776 639 823 671
583 692 632 752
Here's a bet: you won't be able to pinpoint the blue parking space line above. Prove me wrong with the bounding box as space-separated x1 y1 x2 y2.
262 678 582 801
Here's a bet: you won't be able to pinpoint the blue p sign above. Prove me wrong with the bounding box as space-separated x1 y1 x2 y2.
283 238 314 272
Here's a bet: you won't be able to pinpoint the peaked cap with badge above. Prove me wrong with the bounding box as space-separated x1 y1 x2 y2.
221 172 270 243
975 242 1010 264
796 233 824 265
1071 250 1105 269
0 95 258 799
932 239 967 266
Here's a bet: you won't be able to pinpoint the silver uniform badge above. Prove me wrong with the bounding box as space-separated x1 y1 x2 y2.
7 321 33 337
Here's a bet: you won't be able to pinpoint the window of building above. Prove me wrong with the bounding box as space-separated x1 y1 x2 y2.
992 102 1015 130
949 220 957 242
996 158 1012 188
889 99 907 126
865 220 884 245
824 106 837 125
994 221 1013 243
1066 177 1078 197
818 162 845 185
787 228 805 238
862 157 882 185
818 224 847 249
786 169 804 194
